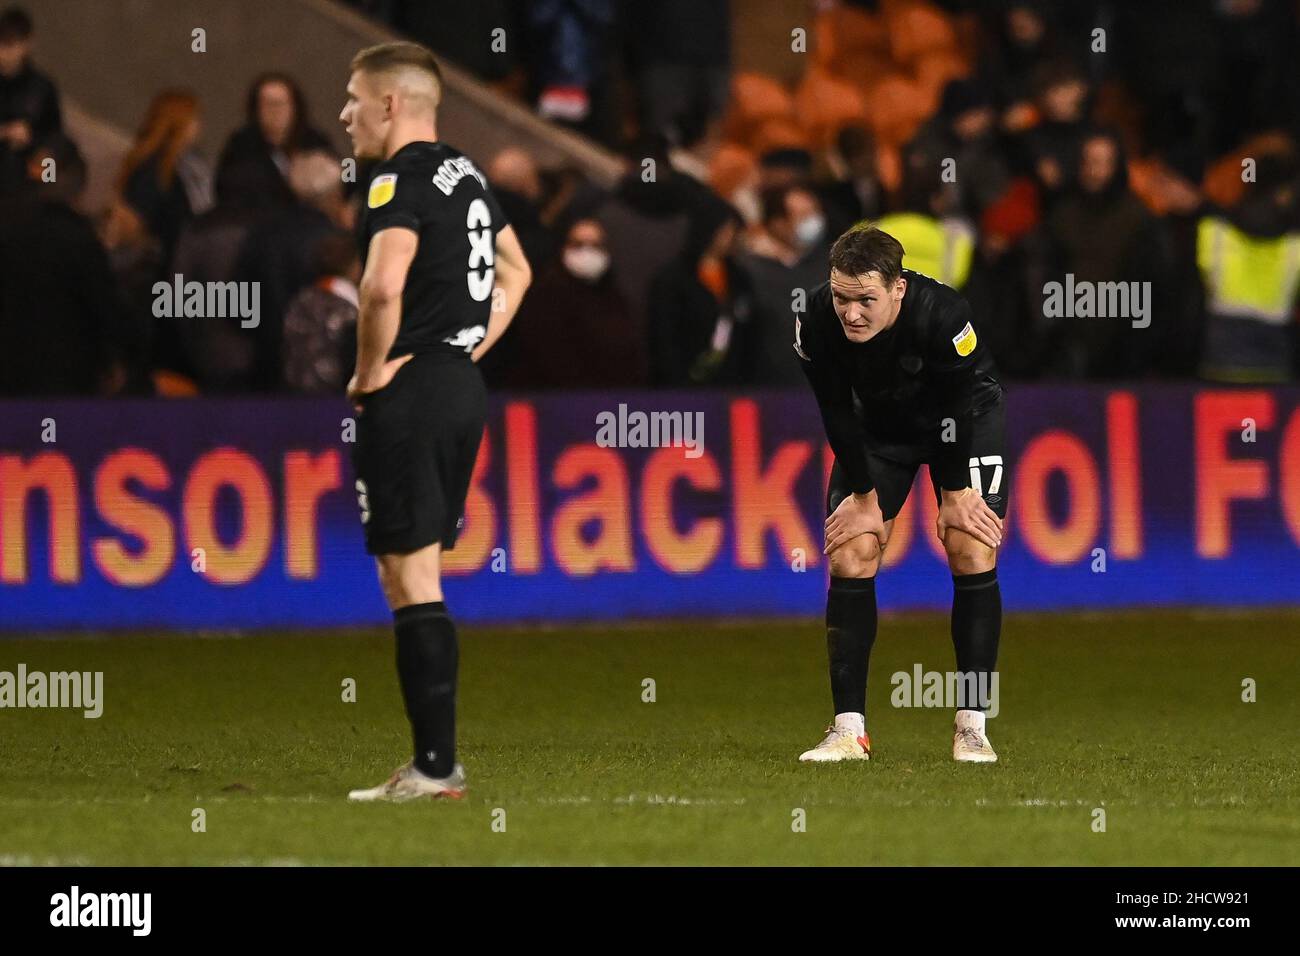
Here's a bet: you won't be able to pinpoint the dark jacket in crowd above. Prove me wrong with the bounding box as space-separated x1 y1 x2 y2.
0 192 120 395
166 194 266 390
1040 152 1170 379
492 261 645 390
0 61 62 194
237 204 344 390
646 196 744 387
732 241 830 387
215 123 332 207
123 155 195 265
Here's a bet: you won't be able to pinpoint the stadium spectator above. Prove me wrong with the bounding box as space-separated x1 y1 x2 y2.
1014 61 1090 202
238 149 352 391
757 147 815 192
819 124 884 240
109 90 209 267
1141 144 1209 378
595 137 708 353
647 196 745 386
281 231 360 394
216 73 332 208
487 147 557 270
0 5 60 196
489 217 643 389
527 0 617 140
1197 151 1300 383
165 158 270 391
733 184 832 386
0 135 125 396
1039 129 1172 379
628 0 731 148
877 146 976 292
909 78 1012 223
103 90 212 388
983 0 1061 130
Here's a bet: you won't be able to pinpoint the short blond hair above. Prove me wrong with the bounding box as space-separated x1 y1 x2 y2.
351 42 443 111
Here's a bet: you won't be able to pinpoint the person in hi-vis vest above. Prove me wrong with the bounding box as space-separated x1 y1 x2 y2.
1197 156 1300 383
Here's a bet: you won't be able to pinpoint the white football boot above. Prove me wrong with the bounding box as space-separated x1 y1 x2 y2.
952 710 997 763
799 723 871 762
348 762 467 802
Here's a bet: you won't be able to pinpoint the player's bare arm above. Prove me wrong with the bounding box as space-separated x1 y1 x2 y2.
348 227 418 407
471 223 531 363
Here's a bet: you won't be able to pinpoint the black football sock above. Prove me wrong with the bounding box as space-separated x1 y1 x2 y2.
950 568 1001 712
393 601 458 778
825 576 878 719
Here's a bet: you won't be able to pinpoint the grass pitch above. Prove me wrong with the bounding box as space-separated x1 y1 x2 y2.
1 610 1298 866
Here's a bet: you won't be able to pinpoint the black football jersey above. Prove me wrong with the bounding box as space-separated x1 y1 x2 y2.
359 141 510 359
796 269 1004 493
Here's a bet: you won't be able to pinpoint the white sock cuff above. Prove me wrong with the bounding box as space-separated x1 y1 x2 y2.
834 712 866 734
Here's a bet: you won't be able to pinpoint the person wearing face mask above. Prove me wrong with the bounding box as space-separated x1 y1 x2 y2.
732 184 833 385
486 216 644 389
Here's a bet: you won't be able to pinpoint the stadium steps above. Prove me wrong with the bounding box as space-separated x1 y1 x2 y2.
23 0 623 212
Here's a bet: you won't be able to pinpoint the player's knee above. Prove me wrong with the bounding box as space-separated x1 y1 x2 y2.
376 549 443 609
943 529 996 575
829 533 881 579
375 557 409 607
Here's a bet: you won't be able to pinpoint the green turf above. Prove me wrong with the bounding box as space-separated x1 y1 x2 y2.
1 610 1298 866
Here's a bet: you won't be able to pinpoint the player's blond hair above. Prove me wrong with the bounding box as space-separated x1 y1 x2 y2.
350 42 443 113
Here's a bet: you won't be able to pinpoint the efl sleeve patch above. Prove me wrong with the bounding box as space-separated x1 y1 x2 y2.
952 321 977 357
367 173 398 209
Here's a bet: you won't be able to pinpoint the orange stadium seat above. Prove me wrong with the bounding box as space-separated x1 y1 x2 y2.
151 370 200 397
811 4 887 71
914 50 970 100
862 71 936 146
752 116 812 153
708 142 758 199
730 72 794 128
884 0 959 65
794 67 870 147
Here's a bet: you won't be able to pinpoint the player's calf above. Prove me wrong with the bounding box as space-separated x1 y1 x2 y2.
942 528 1002 763
801 529 890 763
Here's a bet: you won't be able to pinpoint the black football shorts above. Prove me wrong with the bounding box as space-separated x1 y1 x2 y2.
826 400 1008 524
350 352 487 555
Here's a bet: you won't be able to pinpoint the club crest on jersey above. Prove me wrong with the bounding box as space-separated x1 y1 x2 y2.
367 173 397 209
952 321 977 357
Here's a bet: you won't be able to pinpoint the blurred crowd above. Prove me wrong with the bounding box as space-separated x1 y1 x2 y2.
2 1 1300 398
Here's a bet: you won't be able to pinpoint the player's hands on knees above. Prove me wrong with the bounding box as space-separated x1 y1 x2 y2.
824 489 886 555
347 354 414 411
937 487 1003 549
